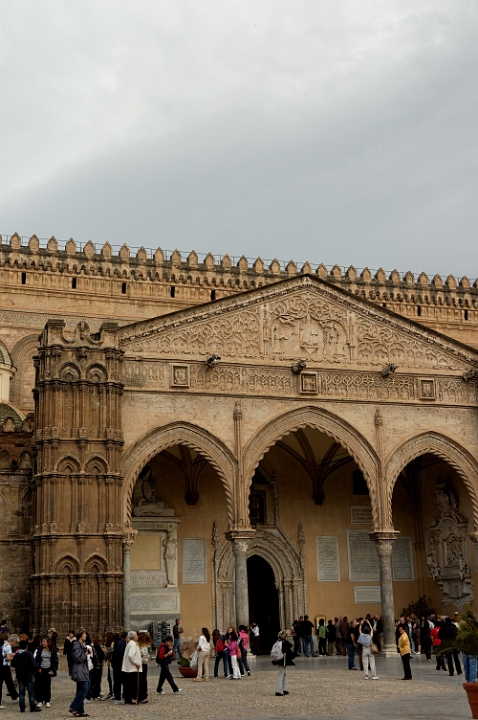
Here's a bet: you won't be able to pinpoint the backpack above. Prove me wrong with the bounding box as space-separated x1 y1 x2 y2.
215 637 225 654
270 640 284 663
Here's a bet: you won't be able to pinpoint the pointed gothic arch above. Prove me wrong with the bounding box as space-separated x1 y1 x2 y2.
213 526 306 632
385 431 478 530
121 421 237 526
243 405 381 528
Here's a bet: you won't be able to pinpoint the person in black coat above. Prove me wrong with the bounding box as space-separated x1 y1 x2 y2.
11 640 42 713
272 630 296 697
111 632 127 701
438 617 463 676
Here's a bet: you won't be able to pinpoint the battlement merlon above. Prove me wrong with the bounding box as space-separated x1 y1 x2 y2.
1 233 477 303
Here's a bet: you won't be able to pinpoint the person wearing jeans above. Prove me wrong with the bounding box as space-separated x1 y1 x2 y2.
463 654 478 683
346 621 357 670
69 630 90 717
11 640 41 713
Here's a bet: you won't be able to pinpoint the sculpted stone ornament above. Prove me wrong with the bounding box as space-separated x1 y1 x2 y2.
132 466 174 517
163 531 178 587
426 480 473 608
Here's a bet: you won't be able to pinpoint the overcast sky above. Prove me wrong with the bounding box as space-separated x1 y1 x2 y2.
1 1 477 276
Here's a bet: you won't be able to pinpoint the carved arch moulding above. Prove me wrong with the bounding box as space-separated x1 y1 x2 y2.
242 405 381 528
214 526 306 632
121 421 237 527
385 431 478 531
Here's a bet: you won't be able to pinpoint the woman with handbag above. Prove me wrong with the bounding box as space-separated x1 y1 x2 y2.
358 620 378 680
194 628 212 682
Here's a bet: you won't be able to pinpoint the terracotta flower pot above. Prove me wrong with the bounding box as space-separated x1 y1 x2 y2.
464 682 478 718
178 666 198 679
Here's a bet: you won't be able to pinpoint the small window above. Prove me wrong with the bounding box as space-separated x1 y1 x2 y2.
72 277 77 289
417 305 422 317
210 289 216 301
353 469 369 496
464 309 469 320
121 282 127 294
170 286 175 298
382 303 386 308
21 272 26 285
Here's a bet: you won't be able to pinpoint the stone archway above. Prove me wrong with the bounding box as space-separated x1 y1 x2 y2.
121 421 237 527
213 526 306 633
385 431 478 531
243 405 381 527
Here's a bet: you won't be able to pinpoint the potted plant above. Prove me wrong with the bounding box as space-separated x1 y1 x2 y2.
436 604 478 718
177 656 198 679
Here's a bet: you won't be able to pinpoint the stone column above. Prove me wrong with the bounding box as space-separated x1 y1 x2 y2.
122 531 137 630
369 530 400 655
226 530 255 628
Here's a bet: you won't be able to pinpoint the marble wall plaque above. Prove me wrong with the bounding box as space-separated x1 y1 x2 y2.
130 590 180 614
316 536 340 581
182 538 207 584
392 537 414 581
347 530 380 581
130 571 163 588
354 586 382 604
350 506 373 524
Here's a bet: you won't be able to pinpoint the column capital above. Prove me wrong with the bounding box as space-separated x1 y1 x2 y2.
122 529 137 551
226 530 255 558
369 530 400 556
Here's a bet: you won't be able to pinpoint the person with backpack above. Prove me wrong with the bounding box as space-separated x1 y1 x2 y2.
271 630 295 697
212 629 228 678
156 636 181 694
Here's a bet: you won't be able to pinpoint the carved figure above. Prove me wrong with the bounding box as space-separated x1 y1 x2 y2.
132 467 174 517
163 532 178 586
427 480 472 608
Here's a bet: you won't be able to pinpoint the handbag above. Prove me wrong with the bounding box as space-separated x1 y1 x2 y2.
371 642 379 654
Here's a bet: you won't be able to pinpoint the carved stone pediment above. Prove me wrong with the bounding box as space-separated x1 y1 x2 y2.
118 275 478 373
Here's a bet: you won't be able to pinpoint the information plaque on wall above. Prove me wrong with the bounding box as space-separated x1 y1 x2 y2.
350 506 373 524
392 537 414 581
316 536 340 581
346 530 380 581
354 586 381 604
182 538 207 584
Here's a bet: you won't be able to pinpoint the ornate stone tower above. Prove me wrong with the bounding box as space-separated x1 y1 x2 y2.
32 319 125 634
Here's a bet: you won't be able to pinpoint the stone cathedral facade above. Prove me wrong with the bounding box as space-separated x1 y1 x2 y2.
1 232 478 652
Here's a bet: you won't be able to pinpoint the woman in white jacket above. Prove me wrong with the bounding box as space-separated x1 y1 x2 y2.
194 628 211 682
120 632 142 704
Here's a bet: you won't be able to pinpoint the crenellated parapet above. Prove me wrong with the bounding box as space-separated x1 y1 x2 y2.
1 233 478 346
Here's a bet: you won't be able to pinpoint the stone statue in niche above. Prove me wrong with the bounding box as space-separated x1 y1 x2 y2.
426 479 473 608
132 466 174 517
163 531 178 586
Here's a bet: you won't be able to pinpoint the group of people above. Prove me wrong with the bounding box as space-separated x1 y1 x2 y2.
292 614 384 660
0 630 59 713
212 625 253 679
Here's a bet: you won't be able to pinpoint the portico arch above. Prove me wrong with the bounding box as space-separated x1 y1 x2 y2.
385 431 478 530
121 421 237 527
243 405 381 528
214 526 305 635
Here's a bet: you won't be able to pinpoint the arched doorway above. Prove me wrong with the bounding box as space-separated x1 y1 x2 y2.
247 555 280 653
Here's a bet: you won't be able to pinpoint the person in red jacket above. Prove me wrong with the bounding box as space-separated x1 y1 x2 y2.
431 621 447 671
156 636 181 695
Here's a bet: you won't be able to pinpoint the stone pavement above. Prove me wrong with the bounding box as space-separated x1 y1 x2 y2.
0 654 470 720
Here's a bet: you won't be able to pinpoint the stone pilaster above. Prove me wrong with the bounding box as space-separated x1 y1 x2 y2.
369 530 400 656
122 530 137 630
226 530 255 628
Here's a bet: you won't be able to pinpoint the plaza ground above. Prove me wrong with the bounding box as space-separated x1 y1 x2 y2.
0 654 470 720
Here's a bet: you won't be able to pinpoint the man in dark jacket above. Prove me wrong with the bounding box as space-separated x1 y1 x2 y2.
11 640 42 713
62 631 75 677
438 617 463 676
69 630 90 717
156 636 180 694
111 632 127 701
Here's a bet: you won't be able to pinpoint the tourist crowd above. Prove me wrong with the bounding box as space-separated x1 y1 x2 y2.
0 610 470 714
